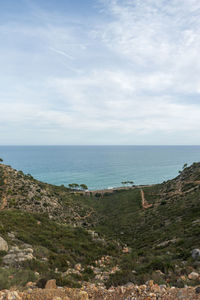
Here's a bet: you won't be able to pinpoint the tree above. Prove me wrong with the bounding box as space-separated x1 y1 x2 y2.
68 183 80 190
73 183 80 190
128 181 134 185
183 163 188 170
80 184 88 190
0 158 3 162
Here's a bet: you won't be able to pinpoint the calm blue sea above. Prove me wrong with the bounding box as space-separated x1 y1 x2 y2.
0 146 200 190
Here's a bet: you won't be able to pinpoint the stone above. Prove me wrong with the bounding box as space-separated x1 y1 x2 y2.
122 247 130 253
148 280 154 287
188 271 199 280
3 254 16 265
7 232 15 239
159 284 166 290
24 248 33 253
45 279 57 289
180 275 186 281
192 249 200 260
11 246 20 252
0 236 8 252
75 263 82 271
25 282 33 287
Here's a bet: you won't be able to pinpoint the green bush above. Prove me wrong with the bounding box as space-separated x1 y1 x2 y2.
106 270 135 288
0 268 36 289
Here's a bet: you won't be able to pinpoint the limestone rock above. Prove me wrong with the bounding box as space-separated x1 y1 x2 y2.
45 279 57 289
0 236 8 252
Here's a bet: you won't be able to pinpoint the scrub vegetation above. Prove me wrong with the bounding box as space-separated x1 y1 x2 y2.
0 162 200 289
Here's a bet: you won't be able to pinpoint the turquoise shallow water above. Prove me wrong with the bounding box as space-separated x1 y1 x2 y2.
0 146 200 190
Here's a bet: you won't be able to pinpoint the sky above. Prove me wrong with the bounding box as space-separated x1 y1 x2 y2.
1 0 200 145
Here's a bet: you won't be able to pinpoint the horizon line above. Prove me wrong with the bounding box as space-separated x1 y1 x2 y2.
1 144 200 147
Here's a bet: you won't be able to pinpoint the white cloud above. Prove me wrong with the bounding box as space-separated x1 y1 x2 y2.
1 0 200 144
98 0 200 94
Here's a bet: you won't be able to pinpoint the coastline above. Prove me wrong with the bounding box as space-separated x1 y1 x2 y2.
72 184 153 196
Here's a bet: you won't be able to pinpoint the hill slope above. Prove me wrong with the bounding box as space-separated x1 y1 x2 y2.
0 162 200 290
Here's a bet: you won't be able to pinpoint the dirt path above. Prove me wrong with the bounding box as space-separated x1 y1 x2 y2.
140 189 152 209
74 208 95 221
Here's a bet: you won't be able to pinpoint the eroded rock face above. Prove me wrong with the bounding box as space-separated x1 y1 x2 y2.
0 236 8 252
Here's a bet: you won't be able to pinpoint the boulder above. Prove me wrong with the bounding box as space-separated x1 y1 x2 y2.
45 279 57 289
192 249 200 260
188 272 199 280
0 236 8 252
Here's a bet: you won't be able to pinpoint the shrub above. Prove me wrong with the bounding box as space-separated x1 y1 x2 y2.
106 270 135 288
0 268 36 289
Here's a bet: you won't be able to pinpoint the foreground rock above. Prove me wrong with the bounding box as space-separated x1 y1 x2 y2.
0 281 200 300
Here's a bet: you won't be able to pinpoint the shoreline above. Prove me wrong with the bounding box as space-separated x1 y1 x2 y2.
71 184 154 196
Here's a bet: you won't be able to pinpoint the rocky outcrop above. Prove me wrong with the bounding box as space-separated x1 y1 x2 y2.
3 246 34 266
0 164 95 226
0 236 8 252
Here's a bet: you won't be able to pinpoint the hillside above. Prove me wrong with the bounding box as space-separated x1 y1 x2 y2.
0 162 200 298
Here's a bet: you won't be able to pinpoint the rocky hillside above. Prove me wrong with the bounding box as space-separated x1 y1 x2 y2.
0 163 97 226
0 162 200 299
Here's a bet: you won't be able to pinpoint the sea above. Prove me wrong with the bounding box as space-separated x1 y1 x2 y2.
0 146 200 190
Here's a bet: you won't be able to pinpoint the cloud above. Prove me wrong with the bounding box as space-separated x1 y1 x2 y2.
98 0 200 94
1 0 200 144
